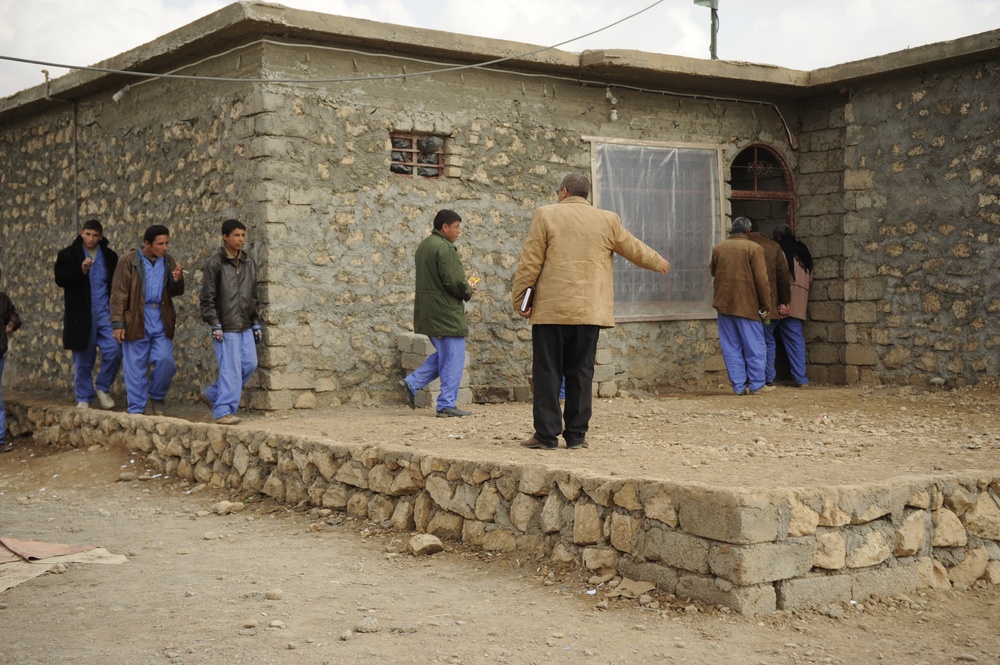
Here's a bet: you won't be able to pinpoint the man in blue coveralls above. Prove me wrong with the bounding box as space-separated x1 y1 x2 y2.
110 225 185 415
199 219 261 425
54 219 121 409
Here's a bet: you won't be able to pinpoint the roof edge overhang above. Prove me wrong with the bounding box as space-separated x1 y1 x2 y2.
2 1 1000 121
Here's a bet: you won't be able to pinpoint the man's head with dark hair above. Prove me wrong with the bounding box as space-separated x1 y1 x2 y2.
82 219 104 235
559 173 590 199
433 209 462 231
730 217 752 235
222 219 246 237
143 224 170 245
748 217 760 233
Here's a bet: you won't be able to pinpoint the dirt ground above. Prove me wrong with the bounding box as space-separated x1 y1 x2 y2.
1 383 999 664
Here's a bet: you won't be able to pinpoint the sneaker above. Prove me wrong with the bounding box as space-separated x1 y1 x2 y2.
398 380 416 410
436 406 472 418
76 401 90 409
750 384 776 395
214 414 241 425
95 390 115 409
0 440 13 453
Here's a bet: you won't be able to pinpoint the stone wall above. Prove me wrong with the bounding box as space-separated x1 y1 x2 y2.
10 400 1000 615
840 61 1000 387
0 47 264 405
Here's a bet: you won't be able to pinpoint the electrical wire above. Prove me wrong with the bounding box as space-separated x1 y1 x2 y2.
0 1 666 85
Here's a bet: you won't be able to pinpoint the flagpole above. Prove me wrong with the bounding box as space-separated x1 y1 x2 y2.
710 7 719 60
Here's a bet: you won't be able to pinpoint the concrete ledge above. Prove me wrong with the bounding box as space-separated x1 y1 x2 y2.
8 400 1000 615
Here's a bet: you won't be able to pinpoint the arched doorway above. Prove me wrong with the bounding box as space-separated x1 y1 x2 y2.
729 144 796 238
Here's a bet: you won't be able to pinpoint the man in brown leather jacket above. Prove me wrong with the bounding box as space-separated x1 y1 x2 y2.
110 225 185 415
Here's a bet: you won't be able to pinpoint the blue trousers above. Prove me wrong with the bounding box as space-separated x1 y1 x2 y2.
717 314 766 394
122 306 176 414
0 358 6 440
72 310 121 402
205 330 258 419
762 319 778 384
404 336 465 411
775 317 809 385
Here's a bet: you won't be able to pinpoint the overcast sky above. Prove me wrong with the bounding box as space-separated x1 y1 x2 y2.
2 0 1000 99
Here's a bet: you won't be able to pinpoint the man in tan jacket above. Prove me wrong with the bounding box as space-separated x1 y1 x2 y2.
512 173 669 450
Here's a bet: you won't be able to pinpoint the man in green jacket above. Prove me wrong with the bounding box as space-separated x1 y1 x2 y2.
399 209 477 417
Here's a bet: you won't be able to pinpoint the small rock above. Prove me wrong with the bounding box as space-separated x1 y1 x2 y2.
638 594 653 606
49 563 67 574
286 643 296 650
265 589 283 601
391 624 417 634
354 615 380 633
684 605 699 615
339 630 353 641
118 472 138 482
269 620 284 628
212 501 245 516
409 534 444 556
185 590 195 597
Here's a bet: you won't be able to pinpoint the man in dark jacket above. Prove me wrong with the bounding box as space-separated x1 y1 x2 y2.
54 219 121 409
0 267 23 453
710 217 773 395
110 225 185 415
199 219 261 425
747 218 791 387
398 209 477 417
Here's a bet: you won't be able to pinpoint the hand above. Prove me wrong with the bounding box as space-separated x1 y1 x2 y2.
778 304 790 318
252 328 263 345
517 307 531 319
657 258 670 274
113 329 125 343
171 263 184 281
82 257 93 273
212 327 223 343
5 322 14 334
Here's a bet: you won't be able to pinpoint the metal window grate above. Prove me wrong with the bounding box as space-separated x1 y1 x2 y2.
390 133 444 178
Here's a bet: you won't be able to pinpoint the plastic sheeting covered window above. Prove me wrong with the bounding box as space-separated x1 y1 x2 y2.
593 142 722 321
390 133 444 178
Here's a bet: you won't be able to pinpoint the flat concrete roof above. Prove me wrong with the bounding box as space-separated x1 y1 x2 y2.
2 1 999 119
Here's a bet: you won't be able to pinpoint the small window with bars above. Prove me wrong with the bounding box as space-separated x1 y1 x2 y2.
390 133 445 178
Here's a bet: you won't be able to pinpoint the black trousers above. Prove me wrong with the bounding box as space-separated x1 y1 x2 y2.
531 324 600 446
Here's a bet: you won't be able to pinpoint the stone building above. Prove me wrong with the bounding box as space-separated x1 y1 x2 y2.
0 2 997 409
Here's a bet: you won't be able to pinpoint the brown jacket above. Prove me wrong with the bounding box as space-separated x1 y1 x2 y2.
748 231 791 314
511 196 667 328
710 236 771 321
110 248 185 341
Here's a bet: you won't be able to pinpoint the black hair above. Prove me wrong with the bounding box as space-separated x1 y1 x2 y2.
222 219 246 236
82 219 103 234
433 209 462 231
143 224 170 245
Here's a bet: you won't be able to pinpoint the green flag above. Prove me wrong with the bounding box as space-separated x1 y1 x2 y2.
694 0 718 8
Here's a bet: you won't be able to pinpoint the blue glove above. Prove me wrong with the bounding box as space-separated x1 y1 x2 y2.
253 327 263 345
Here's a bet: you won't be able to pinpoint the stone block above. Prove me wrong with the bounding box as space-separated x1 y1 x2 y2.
851 564 917 600
573 502 603 545
675 487 782 545
676 574 777 615
964 492 1000 540
617 558 679 594
708 539 815 585
776 574 852 611
637 526 710 574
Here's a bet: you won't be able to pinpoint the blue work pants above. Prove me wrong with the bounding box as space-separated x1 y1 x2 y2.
205 330 258 419
775 317 809 386
73 309 121 402
122 305 176 413
717 314 766 394
403 336 465 411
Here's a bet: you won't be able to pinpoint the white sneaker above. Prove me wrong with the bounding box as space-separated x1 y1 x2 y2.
76 401 90 409
96 390 115 409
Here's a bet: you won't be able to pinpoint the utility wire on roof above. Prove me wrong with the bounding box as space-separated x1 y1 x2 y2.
0 0 666 86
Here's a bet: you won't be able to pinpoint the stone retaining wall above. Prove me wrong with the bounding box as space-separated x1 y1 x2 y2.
10 400 999 615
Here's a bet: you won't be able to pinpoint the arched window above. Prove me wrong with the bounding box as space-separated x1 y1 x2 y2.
730 144 796 235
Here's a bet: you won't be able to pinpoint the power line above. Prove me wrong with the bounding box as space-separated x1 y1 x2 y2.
0 1 666 86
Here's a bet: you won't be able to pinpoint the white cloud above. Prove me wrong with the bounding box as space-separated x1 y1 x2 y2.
1 0 999 98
